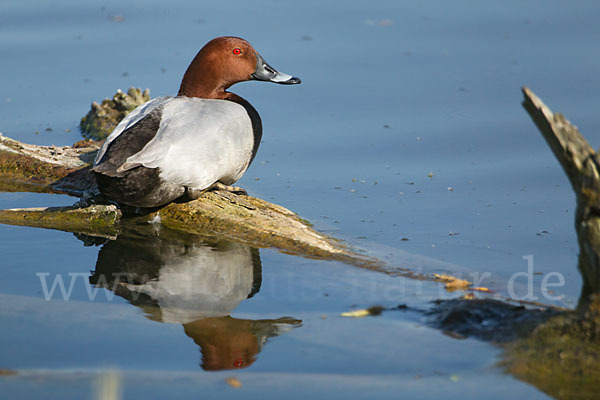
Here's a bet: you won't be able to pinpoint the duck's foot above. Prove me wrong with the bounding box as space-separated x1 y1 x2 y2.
186 186 208 200
208 182 248 196
185 183 247 200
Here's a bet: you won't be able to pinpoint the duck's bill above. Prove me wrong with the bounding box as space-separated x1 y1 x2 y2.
252 53 301 85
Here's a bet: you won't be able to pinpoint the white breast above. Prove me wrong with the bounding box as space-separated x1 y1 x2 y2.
122 97 254 189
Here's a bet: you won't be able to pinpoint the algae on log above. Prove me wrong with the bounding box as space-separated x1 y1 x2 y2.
0 134 100 195
0 132 375 264
80 87 150 141
158 190 362 263
501 294 600 400
0 204 120 238
522 87 600 304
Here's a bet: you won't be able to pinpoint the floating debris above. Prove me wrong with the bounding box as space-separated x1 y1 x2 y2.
433 274 472 291
364 19 394 27
226 377 242 388
0 369 17 376
148 212 161 225
340 305 384 318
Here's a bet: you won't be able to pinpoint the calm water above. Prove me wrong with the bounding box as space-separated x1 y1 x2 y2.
2 0 600 398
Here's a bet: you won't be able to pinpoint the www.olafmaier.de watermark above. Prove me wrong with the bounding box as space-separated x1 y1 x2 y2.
35 255 566 302
507 255 565 301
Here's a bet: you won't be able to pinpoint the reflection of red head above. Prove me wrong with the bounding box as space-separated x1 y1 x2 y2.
183 317 259 371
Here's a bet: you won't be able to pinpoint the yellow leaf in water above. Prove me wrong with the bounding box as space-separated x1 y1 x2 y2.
433 273 455 281
472 286 491 292
462 293 475 300
445 279 471 290
341 309 371 318
226 377 242 389
433 274 472 291
340 306 384 318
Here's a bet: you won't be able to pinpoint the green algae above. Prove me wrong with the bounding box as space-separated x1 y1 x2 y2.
80 87 150 140
0 204 121 238
158 190 369 264
501 294 600 400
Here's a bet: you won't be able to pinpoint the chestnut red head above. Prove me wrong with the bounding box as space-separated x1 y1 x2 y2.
178 36 300 99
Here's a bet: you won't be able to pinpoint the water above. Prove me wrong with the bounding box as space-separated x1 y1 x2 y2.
2 0 600 398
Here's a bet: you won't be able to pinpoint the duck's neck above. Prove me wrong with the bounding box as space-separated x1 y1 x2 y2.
177 52 235 99
178 77 229 99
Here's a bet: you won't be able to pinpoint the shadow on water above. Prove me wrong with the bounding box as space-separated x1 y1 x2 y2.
79 224 301 371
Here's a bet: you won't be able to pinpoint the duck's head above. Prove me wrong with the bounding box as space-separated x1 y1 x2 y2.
178 36 301 99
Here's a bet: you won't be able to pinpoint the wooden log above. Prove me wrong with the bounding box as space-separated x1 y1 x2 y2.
0 132 379 266
522 87 600 302
0 204 120 238
79 87 151 141
522 87 600 204
0 134 99 195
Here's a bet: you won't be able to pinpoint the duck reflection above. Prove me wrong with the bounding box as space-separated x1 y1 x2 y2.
85 226 301 371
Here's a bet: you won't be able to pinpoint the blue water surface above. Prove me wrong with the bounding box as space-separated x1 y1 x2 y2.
2 0 599 398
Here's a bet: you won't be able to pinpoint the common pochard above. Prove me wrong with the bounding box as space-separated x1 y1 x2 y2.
93 36 300 208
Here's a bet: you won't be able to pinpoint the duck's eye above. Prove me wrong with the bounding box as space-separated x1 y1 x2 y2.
232 48 242 55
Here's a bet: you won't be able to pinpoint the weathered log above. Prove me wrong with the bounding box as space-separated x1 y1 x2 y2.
0 134 99 195
522 87 600 304
79 87 151 140
0 132 379 266
0 204 120 238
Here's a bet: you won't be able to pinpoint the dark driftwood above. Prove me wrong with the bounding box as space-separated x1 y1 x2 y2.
522 87 600 302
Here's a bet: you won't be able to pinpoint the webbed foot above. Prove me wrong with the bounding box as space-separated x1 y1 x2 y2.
208 182 248 195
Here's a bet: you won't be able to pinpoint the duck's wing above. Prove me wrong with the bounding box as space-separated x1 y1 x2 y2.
93 96 172 166
116 97 254 189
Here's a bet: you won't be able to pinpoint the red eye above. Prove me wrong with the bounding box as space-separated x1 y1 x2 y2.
233 48 242 55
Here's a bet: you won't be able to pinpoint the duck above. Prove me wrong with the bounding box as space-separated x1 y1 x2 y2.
92 36 300 208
